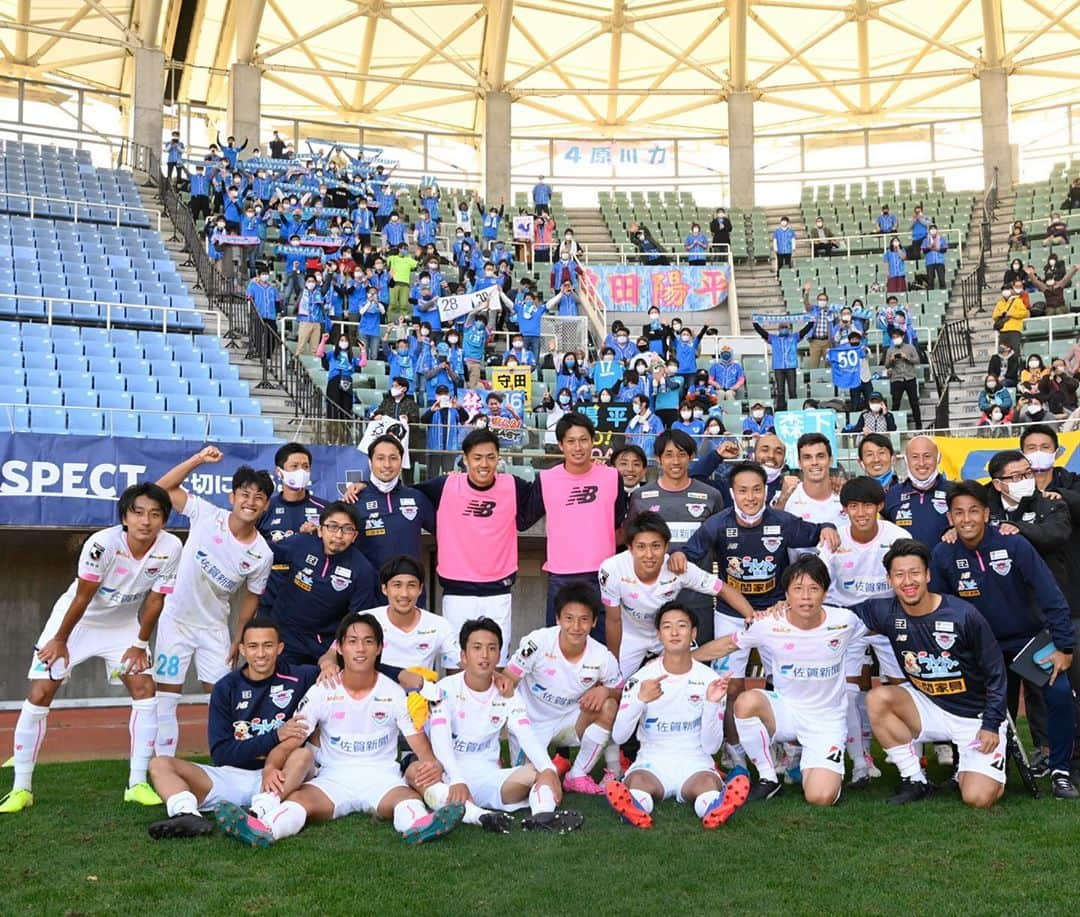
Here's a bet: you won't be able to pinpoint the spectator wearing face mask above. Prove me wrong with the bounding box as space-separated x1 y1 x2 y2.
883 236 908 292
420 385 469 470
987 342 1019 389
802 282 836 369
461 310 492 387
710 208 732 248
921 225 948 290
370 376 420 425
556 352 585 397
1009 220 1030 252
388 339 415 389
978 374 1013 426
992 282 1029 354
317 331 367 444
1003 258 1029 289
1038 359 1079 416
684 223 710 264
295 275 327 356
421 340 463 403
1025 261 1079 316
1019 354 1049 405
685 368 720 407
885 329 922 429
843 392 897 434
810 216 838 258
609 324 637 363
674 325 709 375
908 206 930 261
503 335 537 371
642 308 674 357
672 400 705 438
626 395 665 455
546 281 581 317
876 205 897 234
652 362 684 425
831 302 871 345
591 347 622 392
541 387 575 448
1046 212 1069 246
1017 396 1053 428
772 216 796 277
246 271 280 361
752 317 813 412
742 402 774 437
707 345 746 401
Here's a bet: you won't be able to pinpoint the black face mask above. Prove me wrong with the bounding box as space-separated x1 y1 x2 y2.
637 343 649 351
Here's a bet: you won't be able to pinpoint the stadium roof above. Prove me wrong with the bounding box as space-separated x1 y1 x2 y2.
2 0 1080 139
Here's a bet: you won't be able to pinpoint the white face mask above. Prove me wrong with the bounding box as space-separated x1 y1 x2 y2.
1029 403 1043 414
338 341 350 351
891 338 903 347
908 468 938 490
870 403 884 413
390 386 405 398
751 410 764 420
1006 478 1036 502
281 469 311 490
1026 450 1055 472
680 410 692 420
731 495 766 526
370 474 399 494
990 411 1004 422
1029 361 1040 369
763 463 783 483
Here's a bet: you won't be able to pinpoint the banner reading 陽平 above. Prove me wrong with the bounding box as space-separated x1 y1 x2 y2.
586 265 730 313
0 433 371 529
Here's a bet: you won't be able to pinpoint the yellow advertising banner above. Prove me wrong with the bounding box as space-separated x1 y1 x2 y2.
489 366 533 403
933 431 1080 482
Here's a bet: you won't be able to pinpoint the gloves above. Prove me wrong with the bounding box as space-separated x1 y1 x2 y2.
405 667 440 730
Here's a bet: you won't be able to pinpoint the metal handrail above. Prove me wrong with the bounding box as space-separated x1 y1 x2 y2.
0 292 221 336
0 188 162 232
791 228 965 265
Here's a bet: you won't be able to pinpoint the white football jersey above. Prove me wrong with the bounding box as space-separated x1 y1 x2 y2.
734 605 867 713
506 626 622 723
784 484 846 526
162 496 272 630
612 657 724 757
368 605 458 672
599 551 721 645
295 674 414 771
820 520 908 607
56 525 182 628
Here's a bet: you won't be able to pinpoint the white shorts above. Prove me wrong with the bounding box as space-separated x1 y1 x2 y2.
713 614 752 678
28 603 140 686
440 593 513 667
153 612 231 687
305 765 408 819
196 764 263 810
512 708 581 763
460 763 532 812
626 753 719 802
758 691 846 776
618 632 662 681
845 632 904 680
903 685 1007 784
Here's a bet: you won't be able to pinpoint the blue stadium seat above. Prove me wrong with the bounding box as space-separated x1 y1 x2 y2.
94 374 126 393
157 377 190 398
51 341 84 358
22 352 56 371
64 389 99 408
173 413 208 441
165 395 199 415
88 356 121 375
179 361 211 381
126 377 158 395
198 396 230 416
108 411 140 437
139 412 175 438
229 397 262 416
217 380 249 399
67 409 105 435
0 385 27 404
209 415 244 441
0 350 21 367
131 393 166 413
4 404 30 432
58 372 94 393
31 407 67 434
241 417 277 442
27 387 63 406
97 390 133 411
187 379 221 399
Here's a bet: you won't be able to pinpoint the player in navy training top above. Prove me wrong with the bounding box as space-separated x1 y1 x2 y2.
849 539 1008 808
147 618 318 838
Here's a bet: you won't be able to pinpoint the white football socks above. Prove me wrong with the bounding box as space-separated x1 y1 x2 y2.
166 790 199 817
845 683 868 776
154 693 181 757
734 716 777 782
268 800 307 839
694 790 721 818
391 798 429 833
629 788 654 813
11 701 49 792
128 697 158 787
422 783 491 826
567 724 610 779
884 743 926 782
528 782 556 815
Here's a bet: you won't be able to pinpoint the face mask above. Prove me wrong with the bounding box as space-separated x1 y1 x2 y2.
565 358 576 367
870 403 884 413
447 336 459 346
513 342 523 350
692 408 704 419
600 393 612 403
891 338 904 347
420 328 430 337
763 464 783 483
1026 450 1055 471
752 410 764 420
731 497 766 526
908 468 939 490
306 282 316 290
721 352 733 362
617 336 628 345
667 365 679 375
558 395 571 406
648 314 659 324
338 341 350 351
986 380 997 390
634 403 646 415
1029 361 1039 369
780 222 789 229
991 411 1004 422
1006 478 1036 502
870 470 894 488
680 410 692 420
281 469 311 490
391 385 405 398
370 474 399 494
1029 403 1043 414
707 426 721 436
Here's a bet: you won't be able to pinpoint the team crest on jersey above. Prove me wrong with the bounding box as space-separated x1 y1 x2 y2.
686 504 706 518
934 632 956 650
932 498 948 514
761 537 783 552
372 709 389 724
401 504 418 521
270 686 294 709
828 638 842 650
988 551 1011 576
145 566 160 576
239 559 252 572
330 575 350 592
88 541 105 560
688 693 702 706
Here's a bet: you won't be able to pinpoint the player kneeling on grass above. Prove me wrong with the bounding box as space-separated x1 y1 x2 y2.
606 603 750 830
1 484 182 815
147 617 318 838
216 612 464 846
696 555 868 806
423 618 584 834
500 582 623 796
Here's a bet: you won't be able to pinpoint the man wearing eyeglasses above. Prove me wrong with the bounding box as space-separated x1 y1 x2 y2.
267 502 379 665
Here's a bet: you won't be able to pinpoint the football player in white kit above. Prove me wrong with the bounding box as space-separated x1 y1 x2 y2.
1 484 182 814
502 582 623 796
605 603 750 830
697 555 868 805
819 477 909 787
775 432 846 529
422 618 585 834
216 612 465 846
600 513 753 679
152 447 274 757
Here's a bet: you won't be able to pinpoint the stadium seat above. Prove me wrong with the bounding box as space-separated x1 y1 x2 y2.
241 416 277 442
139 412 175 438
67 409 105 435
31 407 67 434
209 415 244 441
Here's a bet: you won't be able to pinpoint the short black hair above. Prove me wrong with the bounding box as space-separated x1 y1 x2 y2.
232 466 274 498
461 428 501 455
610 444 647 467
839 476 887 507
556 412 596 442
781 554 831 593
117 482 171 521
858 433 895 460
883 538 931 574
367 433 404 459
654 428 696 458
624 510 671 545
654 601 697 631
274 442 312 469
379 555 424 586
241 616 281 640
988 450 1028 480
1019 423 1059 450
459 616 503 650
553 581 601 621
729 460 767 487
796 432 832 458
320 501 360 526
334 612 383 667
947 480 989 510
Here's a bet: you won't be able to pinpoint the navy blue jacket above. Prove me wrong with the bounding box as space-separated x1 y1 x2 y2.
930 527 1074 653
258 493 327 614
208 662 318 768
354 483 434 572
688 450 784 505
883 475 953 547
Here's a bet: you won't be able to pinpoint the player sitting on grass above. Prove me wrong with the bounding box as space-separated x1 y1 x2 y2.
422 618 585 834
606 603 750 830
500 582 623 796
1 484 182 814
696 555 868 806
215 612 464 846
146 617 318 838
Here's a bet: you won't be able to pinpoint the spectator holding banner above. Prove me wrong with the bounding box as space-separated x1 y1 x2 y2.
829 329 873 412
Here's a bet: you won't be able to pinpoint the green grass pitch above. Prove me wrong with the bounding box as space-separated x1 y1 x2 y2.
1 758 1078 917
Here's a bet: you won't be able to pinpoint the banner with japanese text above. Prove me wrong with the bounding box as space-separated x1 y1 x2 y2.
0 434 371 529
773 410 839 463
489 366 533 403
586 264 730 312
576 403 634 460
553 140 675 176
932 432 1080 482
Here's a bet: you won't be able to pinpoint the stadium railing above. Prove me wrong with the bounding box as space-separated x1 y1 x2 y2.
928 314 974 429
0 189 162 232
791 228 966 263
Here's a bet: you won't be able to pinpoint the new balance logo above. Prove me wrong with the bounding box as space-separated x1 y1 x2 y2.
463 500 497 518
566 485 598 505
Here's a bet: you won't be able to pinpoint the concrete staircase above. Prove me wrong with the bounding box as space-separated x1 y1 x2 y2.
134 181 301 441
565 207 618 258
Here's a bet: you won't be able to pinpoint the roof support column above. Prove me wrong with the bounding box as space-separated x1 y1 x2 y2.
484 90 511 207
979 0 1015 188
131 0 165 167
727 0 754 208
229 0 266 153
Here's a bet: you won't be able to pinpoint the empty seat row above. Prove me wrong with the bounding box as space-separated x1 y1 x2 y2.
1 406 278 443
0 385 260 417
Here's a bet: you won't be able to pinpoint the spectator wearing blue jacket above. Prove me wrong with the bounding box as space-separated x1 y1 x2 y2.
410 274 441 333
492 240 514 269
384 212 406 248
413 210 437 247
546 282 581 317
356 285 386 357
246 272 279 361
461 312 491 387
752 318 813 412
388 339 416 392
555 352 586 397
478 198 505 250
216 133 248 169
532 177 553 214
672 400 705 438
674 325 708 373
318 330 366 444
164 132 185 185
772 216 796 277
188 165 211 220
513 288 552 359
503 334 537 371
374 187 396 229
422 340 463 402
908 206 931 260
883 236 908 292
295 278 326 356
742 403 775 436
626 395 665 456
921 225 949 290
876 205 897 234
684 224 709 265
707 345 746 401
420 385 469 474
591 347 623 393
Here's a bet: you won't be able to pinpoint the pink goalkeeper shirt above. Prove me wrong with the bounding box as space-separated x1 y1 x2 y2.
539 463 620 573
